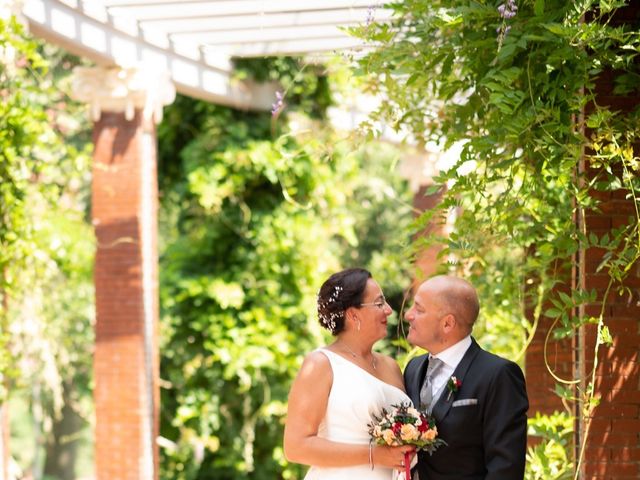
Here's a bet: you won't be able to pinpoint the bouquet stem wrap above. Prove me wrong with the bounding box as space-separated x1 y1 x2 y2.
403 451 411 480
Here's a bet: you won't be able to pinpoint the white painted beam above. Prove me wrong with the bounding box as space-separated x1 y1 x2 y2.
172 23 359 46
208 36 370 58
139 8 390 34
103 0 378 20
22 0 277 110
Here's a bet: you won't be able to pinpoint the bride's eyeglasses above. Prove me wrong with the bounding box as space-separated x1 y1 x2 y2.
359 297 388 309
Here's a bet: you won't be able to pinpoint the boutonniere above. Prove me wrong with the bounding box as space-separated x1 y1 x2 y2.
446 376 462 401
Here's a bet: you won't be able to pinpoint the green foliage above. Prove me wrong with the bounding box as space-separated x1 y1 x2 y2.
353 0 640 470
354 0 639 473
0 16 50 393
233 57 332 119
333 142 415 356
1 15 95 476
9 193 95 478
526 412 574 480
158 60 413 479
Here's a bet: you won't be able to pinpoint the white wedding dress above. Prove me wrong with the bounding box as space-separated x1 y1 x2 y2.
304 348 411 480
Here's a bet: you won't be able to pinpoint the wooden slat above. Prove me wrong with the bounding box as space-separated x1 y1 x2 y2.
171 23 358 45
140 8 387 34
104 0 378 20
207 36 369 57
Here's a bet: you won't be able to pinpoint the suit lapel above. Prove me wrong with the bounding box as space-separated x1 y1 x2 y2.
432 337 481 422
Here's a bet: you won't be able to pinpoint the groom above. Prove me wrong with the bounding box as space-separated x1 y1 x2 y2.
404 276 528 480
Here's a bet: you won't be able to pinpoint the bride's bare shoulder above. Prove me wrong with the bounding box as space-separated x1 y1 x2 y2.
296 349 332 377
375 352 402 370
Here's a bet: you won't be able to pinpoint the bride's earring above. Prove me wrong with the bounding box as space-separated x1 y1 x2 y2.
357 319 361 331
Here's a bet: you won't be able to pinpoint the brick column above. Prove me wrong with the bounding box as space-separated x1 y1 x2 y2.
398 150 448 283
413 184 447 282
524 315 573 415
71 66 174 480
579 5 640 476
580 182 640 479
525 4 640 477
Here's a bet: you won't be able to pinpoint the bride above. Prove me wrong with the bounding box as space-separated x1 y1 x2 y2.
284 268 415 479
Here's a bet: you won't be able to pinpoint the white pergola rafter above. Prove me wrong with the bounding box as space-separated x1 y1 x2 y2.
140 8 381 34
204 36 370 58
101 0 378 20
174 23 362 47
22 0 389 109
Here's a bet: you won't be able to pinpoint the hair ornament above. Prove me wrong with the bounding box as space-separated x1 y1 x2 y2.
318 285 344 333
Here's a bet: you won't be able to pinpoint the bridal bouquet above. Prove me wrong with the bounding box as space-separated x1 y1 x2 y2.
368 402 446 480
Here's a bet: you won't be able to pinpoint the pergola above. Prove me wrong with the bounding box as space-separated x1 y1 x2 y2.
4 2 640 480
23 0 389 109
10 2 397 479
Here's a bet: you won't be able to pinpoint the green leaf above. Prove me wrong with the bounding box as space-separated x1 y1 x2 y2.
558 291 573 307
554 384 575 401
207 280 245 309
424 184 443 195
598 325 613 346
544 308 562 318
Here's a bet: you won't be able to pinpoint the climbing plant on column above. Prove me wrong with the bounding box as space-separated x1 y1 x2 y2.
352 0 639 476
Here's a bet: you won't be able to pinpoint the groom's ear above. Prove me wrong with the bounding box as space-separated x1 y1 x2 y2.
442 313 456 333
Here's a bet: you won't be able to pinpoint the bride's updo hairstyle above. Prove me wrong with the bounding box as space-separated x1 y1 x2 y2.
317 268 371 335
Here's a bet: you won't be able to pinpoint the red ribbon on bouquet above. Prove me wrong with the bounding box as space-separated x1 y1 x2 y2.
403 451 411 480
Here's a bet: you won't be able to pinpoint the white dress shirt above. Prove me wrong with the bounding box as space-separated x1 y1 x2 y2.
429 335 472 402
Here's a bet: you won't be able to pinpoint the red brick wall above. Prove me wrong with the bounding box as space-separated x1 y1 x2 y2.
581 185 640 479
92 110 160 480
580 5 639 478
526 4 640 478
524 316 573 415
413 184 446 283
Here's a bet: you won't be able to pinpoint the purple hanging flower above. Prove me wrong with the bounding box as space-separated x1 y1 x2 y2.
497 0 517 43
271 91 284 117
366 5 376 27
498 0 518 20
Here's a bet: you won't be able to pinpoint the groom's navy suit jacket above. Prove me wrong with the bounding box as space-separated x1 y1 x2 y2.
404 338 528 480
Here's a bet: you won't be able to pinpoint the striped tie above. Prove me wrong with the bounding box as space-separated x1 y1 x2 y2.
419 356 443 412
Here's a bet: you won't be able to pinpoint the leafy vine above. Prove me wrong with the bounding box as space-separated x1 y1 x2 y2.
353 1 639 476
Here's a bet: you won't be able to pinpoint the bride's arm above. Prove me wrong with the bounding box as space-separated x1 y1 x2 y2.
283 351 410 469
